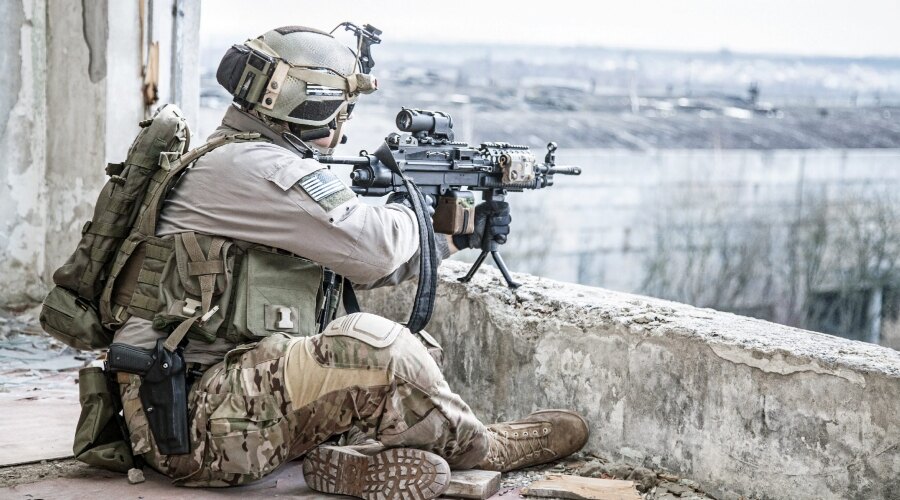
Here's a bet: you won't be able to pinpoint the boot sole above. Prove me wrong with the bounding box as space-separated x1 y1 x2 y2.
302 445 450 500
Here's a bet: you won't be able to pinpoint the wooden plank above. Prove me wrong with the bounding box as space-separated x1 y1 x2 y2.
444 469 502 499
0 392 81 466
521 474 641 500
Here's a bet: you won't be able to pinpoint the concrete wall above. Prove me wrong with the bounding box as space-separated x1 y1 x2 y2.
44 0 111 291
0 0 200 305
1 0 48 303
359 261 900 500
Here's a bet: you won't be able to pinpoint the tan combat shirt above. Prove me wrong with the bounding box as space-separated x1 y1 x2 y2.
114 106 450 365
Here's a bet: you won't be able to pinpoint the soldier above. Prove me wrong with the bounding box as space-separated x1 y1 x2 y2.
112 25 589 499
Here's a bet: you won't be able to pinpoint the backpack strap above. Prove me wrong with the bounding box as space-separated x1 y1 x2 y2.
178 231 226 316
101 132 263 330
136 132 263 237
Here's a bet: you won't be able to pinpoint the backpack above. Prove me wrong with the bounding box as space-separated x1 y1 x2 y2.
40 104 191 350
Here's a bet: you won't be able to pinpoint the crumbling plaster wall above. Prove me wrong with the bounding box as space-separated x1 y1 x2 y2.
43 0 110 292
1 0 48 303
359 261 900 500
0 0 200 305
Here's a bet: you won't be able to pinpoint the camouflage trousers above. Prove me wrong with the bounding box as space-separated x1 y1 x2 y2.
119 325 489 487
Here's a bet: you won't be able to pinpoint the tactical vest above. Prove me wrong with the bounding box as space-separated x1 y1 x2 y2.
114 231 341 347
42 105 339 352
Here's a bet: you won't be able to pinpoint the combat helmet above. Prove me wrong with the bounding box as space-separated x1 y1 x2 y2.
216 23 380 153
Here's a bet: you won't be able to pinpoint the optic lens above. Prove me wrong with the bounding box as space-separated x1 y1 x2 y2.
396 110 414 131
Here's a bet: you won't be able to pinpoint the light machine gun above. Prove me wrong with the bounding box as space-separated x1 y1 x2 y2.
317 108 582 289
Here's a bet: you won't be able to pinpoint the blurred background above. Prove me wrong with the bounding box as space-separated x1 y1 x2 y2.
4 0 900 348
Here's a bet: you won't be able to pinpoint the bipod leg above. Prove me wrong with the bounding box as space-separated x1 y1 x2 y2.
491 251 520 288
459 250 490 283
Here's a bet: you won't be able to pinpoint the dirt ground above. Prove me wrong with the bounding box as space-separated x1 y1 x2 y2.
0 458 96 488
0 455 723 500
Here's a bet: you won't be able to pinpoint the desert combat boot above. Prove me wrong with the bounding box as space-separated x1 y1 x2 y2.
477 409 590 472
303 445 451 500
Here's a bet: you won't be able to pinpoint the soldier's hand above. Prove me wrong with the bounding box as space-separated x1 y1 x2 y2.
453 201 511 250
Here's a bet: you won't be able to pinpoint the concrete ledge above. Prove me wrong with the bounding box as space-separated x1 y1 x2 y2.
358 261 900 500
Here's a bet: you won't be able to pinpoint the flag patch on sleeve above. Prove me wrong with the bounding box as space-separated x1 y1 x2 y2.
298 169 355 211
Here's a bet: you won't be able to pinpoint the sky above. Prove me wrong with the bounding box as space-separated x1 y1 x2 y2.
201 0 900 58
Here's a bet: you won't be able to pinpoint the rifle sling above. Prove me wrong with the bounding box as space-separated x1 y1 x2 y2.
373 142 437 333
342 278 361 315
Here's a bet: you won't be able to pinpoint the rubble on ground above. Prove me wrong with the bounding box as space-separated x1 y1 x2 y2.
0 306 87 393
0 458 93 488
500 453 719 500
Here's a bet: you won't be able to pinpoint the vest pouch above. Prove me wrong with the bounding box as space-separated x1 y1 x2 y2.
228 247 323 341
152 233 235 343
73 366 134 473
172 233 232 299
40 286 112 351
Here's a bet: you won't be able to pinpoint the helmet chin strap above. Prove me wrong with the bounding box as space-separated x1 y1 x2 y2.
320 102 351 155
324 120 344 155
298 126 339 156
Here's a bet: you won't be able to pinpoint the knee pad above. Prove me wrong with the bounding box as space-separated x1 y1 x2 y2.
323 313 405 348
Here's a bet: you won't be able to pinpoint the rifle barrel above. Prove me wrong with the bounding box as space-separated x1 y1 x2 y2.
548 166 582 175
318 155 370 166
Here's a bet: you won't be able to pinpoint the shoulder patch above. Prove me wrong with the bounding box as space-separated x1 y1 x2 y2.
298 169 355 211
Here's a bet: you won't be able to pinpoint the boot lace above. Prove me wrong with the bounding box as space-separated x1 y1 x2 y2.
484 424 554 470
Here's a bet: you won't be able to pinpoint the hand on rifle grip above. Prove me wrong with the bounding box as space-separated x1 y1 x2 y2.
452 201 511 250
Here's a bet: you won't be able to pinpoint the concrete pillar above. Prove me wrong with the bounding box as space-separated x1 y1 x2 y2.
44 0 110 288
105 0 145 163
104 0 200 158
0 0 48 304
146 0 200 130
170 0 201 133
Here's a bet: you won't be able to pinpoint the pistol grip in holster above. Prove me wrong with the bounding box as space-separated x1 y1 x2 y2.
108 339 191 455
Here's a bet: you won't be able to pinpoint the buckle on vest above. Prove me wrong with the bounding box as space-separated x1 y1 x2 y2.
181 298 218 324
200 305 220 323
159 151 182 171
182 298 201 316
